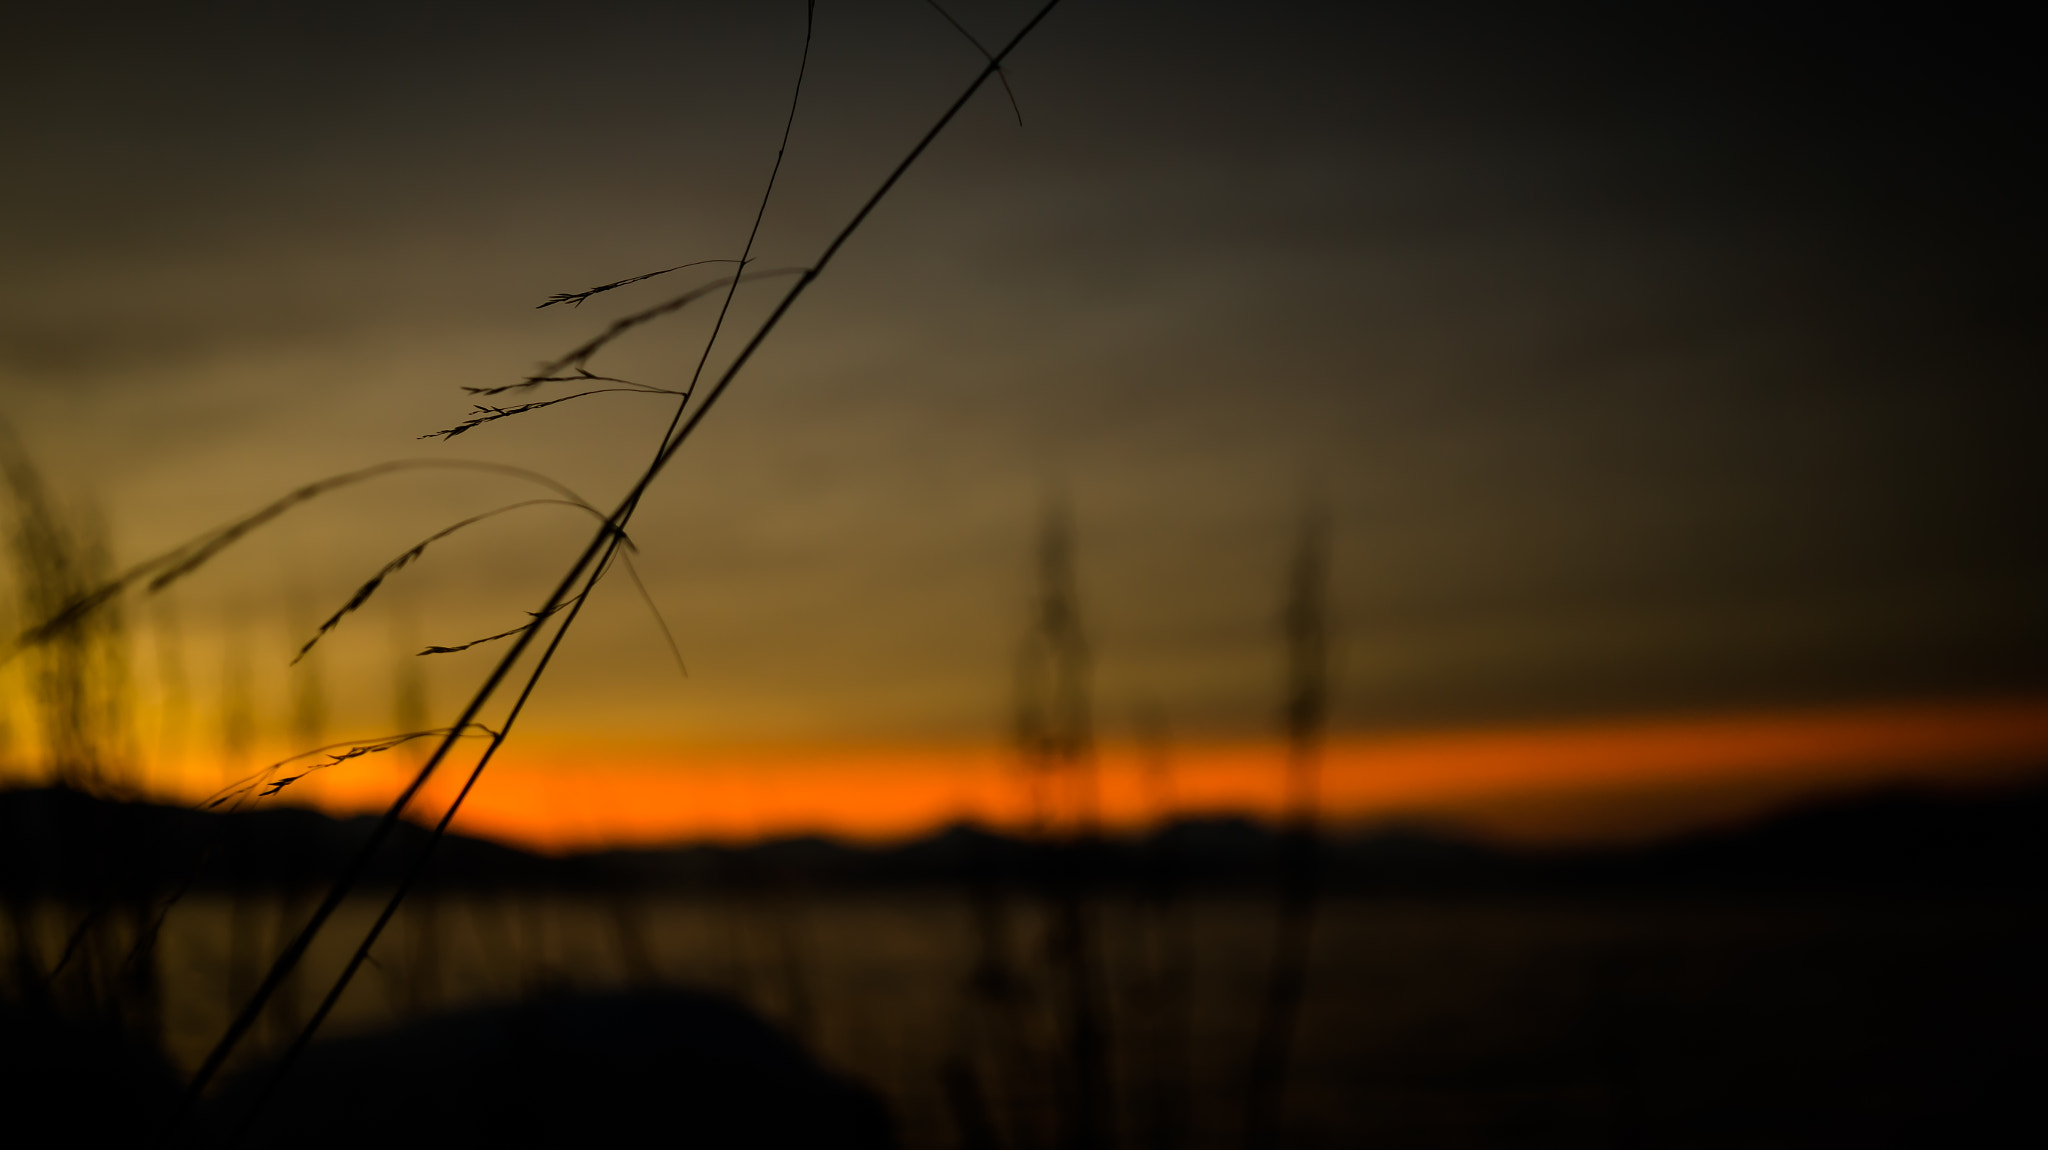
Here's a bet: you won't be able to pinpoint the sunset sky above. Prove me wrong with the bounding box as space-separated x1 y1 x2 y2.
1 2 2042 847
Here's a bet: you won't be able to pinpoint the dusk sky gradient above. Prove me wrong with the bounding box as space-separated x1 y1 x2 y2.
2 1 2042 843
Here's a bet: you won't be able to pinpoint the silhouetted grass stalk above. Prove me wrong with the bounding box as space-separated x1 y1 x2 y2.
1131 708 1190 1150
1 432 160 1039
1003 498 1112 1149
1241 504 1330 1149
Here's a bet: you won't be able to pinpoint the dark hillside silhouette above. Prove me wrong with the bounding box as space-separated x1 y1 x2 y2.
6 773 2048 898
0 787 553 897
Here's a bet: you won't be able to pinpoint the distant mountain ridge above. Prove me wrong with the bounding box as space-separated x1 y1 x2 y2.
3 775 2045 896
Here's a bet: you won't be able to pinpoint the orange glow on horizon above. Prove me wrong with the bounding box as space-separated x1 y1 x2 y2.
131 695 2048 853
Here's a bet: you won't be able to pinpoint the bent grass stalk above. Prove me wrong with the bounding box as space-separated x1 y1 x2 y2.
144 0 1072 1141
290 499 632 664
3 459 599 659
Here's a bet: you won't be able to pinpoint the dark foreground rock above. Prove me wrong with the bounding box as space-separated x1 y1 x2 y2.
207 988 896 1150
0 1003 181 1145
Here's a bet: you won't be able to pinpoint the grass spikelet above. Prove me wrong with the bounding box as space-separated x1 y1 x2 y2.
204 724 501 809
462 369 645 394
536 257 743 309
469 266 809 399
417 598 578 657
292 500 630 664
6 460 595 661
421 386 683 441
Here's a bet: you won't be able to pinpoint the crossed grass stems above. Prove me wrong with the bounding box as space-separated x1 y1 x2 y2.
5 2 1068 1140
